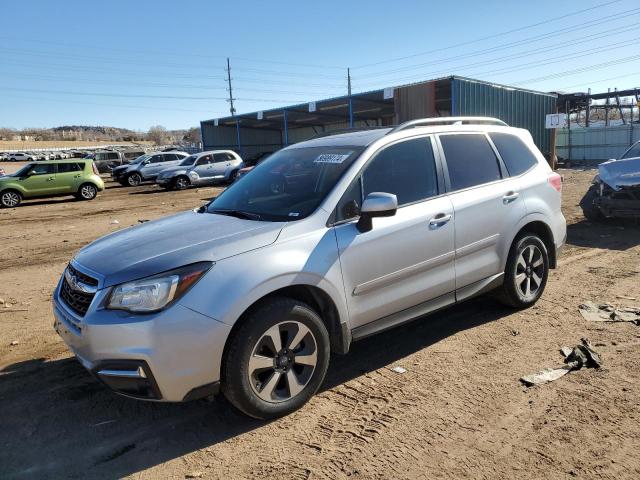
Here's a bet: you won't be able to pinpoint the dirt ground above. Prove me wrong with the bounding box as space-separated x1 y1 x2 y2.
1 164 639 479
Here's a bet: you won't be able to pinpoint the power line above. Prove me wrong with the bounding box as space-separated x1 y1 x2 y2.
353 0 625 69
555 71 640 91
0 86 308 103
358 17 640 81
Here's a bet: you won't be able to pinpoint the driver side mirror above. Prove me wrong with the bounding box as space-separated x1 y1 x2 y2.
356 192 398 233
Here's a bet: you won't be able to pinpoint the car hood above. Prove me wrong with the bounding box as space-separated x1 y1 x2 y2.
598 157 640 190
74 210 285 287
112 165 130 173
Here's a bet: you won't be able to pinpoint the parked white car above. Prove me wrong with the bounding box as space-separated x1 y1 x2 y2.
9 152 35 162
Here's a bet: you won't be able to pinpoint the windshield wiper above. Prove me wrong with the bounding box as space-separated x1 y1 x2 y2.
208 209 262 221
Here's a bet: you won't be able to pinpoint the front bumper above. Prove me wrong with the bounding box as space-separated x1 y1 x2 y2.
52 271 231 402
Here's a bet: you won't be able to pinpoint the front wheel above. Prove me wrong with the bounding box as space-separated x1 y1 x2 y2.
1 190 22 208
498 234 549 308
580 184 606 222
222 298 330 419
126 172 142 187
174 176 190 190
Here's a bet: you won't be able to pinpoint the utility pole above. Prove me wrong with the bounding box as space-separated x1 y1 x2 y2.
226 57 236 116
347 67 353 128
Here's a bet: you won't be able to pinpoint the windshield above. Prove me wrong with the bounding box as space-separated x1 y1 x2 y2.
621 142 640 159
180 155 198 166
132 154 151 164
206 146 361 221
12 164 34 177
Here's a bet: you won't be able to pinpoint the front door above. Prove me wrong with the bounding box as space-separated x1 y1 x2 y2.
334 136 456 329
19 163 57 197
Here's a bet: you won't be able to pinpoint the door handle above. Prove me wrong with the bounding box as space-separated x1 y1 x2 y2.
503 191 520 204
429 213 452 227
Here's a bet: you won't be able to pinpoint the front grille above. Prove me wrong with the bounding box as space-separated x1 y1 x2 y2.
59 264 98 317
67 263 98 287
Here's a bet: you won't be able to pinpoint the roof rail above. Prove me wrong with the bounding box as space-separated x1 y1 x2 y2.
309 126 390 139
388 116 508 134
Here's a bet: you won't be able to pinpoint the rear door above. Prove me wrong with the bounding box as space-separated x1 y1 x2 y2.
54 162 84 193
334 136 455 329
436 133 526 291
211 153 232 179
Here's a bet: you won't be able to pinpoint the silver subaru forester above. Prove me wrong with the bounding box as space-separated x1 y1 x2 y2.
53 117 566 419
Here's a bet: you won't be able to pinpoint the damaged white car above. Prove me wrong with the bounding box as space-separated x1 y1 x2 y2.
580 141 640 221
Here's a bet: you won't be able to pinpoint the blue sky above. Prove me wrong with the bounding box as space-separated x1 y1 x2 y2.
1 0 638 131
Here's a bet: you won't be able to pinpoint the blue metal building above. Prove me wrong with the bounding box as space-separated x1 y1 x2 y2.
201 75 557 159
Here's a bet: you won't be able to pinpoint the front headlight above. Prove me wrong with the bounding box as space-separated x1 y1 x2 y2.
107 262 212 313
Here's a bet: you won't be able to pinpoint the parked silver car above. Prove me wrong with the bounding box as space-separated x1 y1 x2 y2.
53 117 566 419
111 151 189 186
156 150 243 189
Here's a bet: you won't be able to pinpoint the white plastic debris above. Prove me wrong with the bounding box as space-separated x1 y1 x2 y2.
110 220 120 225
579 301 640 325
391 366 407 374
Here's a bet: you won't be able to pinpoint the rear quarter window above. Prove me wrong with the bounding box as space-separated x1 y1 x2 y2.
489 133 539 176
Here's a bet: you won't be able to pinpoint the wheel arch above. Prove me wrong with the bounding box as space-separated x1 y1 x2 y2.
222 283 350 368
510 219 557 268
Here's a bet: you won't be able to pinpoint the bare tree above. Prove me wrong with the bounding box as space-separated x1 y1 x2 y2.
183 127 201 144
147 125 168 145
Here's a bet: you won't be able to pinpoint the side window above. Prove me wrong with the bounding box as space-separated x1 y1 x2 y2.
440 134 501 191
108 152 120 160
197 155 213 165
57 163 81 173
149 155 164 164
213 153 228 162
362 137 438 206
489 133 538 176
163 154 177 161
29 164 55 175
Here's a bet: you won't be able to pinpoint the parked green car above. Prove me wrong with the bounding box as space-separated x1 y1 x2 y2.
0 160 105 208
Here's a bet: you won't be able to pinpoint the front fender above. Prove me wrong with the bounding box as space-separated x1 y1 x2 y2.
180 227 350 331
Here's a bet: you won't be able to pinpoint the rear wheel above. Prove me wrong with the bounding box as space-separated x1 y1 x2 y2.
126 172 142 187
228 169 238 184
1 190 22 208
77 183 98 201
174 176 190 190
580 184 606 222
498 234 549 308
222 297 330 419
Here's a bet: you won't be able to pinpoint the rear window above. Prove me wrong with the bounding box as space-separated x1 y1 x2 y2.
489 133 539 176
440 134 502 191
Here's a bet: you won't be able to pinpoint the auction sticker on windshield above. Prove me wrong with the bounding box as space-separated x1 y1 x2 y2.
313 152 353 164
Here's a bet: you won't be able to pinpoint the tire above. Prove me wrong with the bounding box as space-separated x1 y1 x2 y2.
227 169 238 184
222 297 330 420
497 234 549 308
1 190 22 208
77 183 98 201
126 172 142 187
579 185 606 222
174 176 190 190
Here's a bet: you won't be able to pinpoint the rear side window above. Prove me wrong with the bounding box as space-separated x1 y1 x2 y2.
107 152 119 160
57 162 82 173
362 137 438 206
214 153 230 162
489 133 539 176
440 134 501 191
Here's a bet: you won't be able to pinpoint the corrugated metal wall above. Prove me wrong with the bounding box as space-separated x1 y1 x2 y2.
451 77 556 154
557 125 639 164
202 123 282 158
394 82 437 122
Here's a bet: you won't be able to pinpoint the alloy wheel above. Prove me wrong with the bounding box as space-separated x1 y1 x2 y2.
127 174 141 186
81 185 97 199
515 244 545 300
248 321 318 403
1 191 20 207
175 177 189 190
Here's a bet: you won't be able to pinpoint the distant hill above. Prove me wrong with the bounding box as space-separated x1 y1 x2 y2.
0 125 197 144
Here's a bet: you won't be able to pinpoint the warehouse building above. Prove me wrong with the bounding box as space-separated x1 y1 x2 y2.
201 75 557 159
